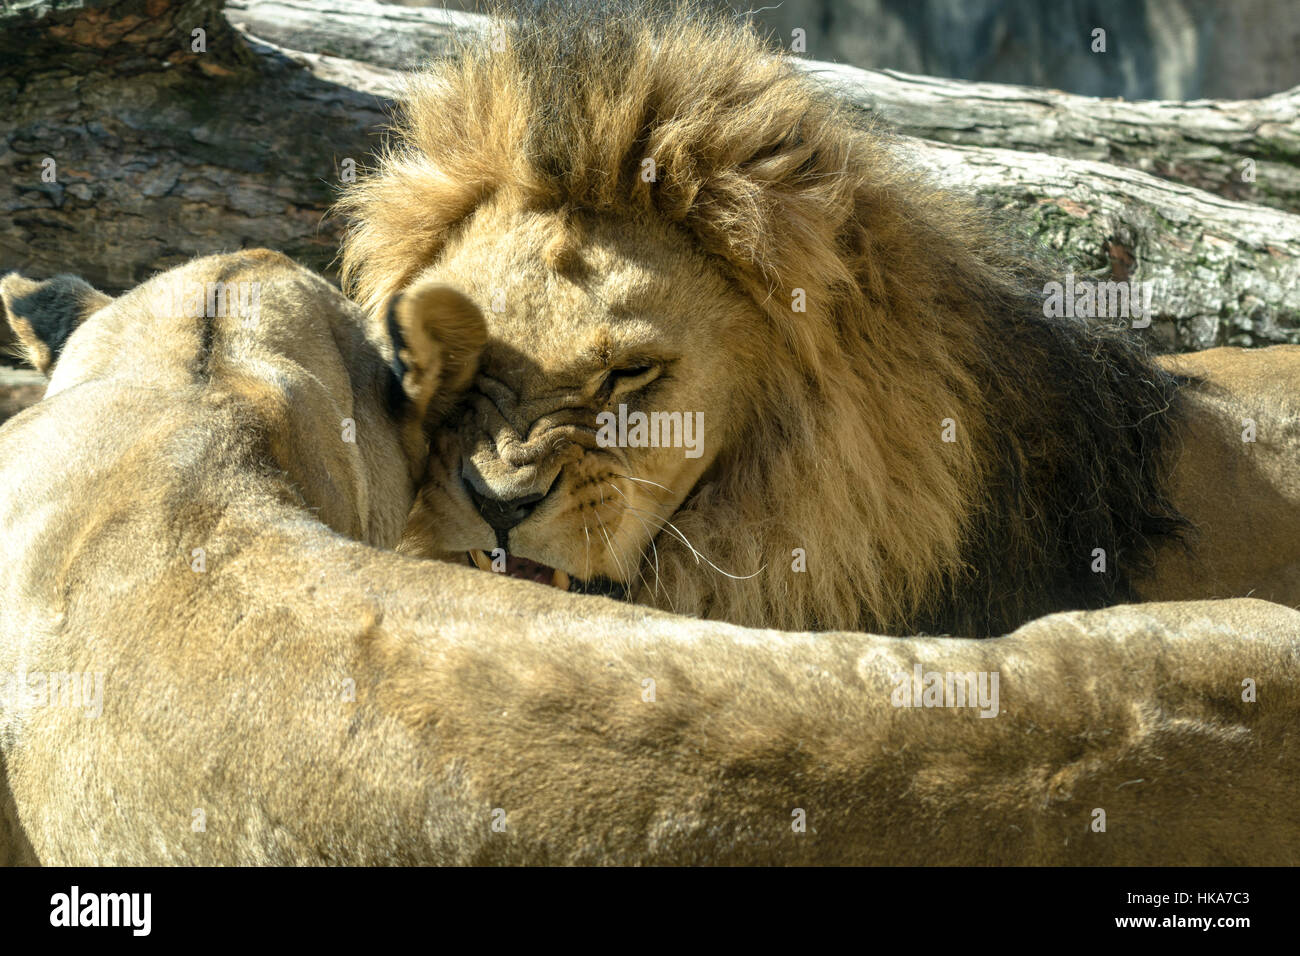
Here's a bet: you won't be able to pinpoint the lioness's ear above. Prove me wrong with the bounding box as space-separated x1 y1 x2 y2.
0 273 112 375
387 281 486 418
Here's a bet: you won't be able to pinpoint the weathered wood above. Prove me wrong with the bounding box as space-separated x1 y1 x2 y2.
0 0 1297 361
906 139 1300 350
228 0 1300 215
225 0 486 69
0 0 392 293
810 64 1300 217
0 0 254 72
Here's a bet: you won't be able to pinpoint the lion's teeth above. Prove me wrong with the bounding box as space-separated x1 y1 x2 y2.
552 569 570 591
469 549 492 572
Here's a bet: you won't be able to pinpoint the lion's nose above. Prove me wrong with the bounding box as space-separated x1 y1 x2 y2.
463 480 548 532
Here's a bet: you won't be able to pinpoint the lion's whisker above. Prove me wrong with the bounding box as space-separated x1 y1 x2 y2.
594 510 632 591
606 481 671 609
611 472 674 497
619 504 703 564
619 503 767 582
582 517 592 584
626 553 660 611
595 487 633 587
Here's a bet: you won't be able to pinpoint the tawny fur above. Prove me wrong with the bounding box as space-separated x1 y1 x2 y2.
338 2 1300 636
2 253 1300 865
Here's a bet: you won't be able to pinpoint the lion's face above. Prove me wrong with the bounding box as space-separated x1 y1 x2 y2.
400 199 765 596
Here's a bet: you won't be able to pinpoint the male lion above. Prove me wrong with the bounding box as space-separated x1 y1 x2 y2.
2 251 1299 865
338 2 1300 637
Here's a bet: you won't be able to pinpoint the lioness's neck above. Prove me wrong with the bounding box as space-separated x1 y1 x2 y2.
0 379 402 612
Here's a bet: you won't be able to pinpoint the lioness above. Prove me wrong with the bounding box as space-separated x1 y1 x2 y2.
1 251 1299 865
338 2 1300 637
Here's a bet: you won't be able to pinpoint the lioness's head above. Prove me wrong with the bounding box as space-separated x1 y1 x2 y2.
1 250 485 547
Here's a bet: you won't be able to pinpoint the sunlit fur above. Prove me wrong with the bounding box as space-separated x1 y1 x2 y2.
3 255 1300 864
339 1 1202 636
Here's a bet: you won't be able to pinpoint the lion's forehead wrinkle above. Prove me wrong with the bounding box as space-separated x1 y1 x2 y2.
478 327 670 406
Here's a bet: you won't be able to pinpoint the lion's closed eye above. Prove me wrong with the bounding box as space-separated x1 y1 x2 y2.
606 363 657 387
598 362 663 399
611 364 653 381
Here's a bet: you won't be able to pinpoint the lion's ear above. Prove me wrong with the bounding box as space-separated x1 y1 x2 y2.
0 273 112 375
386 281 486 418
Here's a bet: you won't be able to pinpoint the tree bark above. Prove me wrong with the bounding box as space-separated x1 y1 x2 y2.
229 0 1300 217
1 0 1298 369
809 63 1300 217
0 0 395 296
905 138 1300 351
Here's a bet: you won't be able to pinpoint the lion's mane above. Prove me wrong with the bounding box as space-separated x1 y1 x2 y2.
338 0 1187 636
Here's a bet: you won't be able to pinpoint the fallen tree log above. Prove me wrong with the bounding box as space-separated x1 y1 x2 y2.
228 0 1300 217
906 139 1300 351
0 0 389 295
0 0 1297 361
811 64 1300 217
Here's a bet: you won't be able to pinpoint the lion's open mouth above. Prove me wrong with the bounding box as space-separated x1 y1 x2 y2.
465 550 628 600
